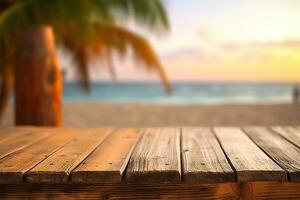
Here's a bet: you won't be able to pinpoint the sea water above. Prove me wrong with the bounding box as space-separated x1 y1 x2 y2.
63 82 297 104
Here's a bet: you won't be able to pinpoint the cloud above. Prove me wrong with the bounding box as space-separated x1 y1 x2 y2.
220 39 300 50
159 38 300 66
161 47 218 65
198 25 213 41
162 48 203 60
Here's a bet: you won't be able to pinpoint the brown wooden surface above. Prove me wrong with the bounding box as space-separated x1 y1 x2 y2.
0 127 300 199
0 129 75 183
0 127 32 140
181 127 235 183
272 126 300 148
214 127 287 182
26 128 112 183
0 183 240 200
0 127 58 159
72 128 141 183
126 128 181 183
241 182 300 200
1 182 300 200
0 126 299 184
244 127 300 182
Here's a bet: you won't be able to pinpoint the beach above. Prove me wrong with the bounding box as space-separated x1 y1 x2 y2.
1 103 300 127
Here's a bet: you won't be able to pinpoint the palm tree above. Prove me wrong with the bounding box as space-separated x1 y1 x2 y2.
0 0 171 126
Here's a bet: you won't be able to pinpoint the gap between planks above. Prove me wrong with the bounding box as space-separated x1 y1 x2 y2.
0 128 77 183
214 127 287 182
181 127 235 183
125 128 181 183
244 127 300 182
71 128 142 183
26 128 114 183
0 126 299 184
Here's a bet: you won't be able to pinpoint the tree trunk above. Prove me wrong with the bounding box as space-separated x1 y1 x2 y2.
0 64 13 119
14 26 62 126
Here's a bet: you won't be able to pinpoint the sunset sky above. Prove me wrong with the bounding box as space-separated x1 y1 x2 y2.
63 0 300 82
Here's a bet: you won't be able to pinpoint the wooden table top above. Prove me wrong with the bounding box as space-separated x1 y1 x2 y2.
0 126 299 184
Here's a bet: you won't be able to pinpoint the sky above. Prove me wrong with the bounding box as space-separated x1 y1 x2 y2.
62 0 300 83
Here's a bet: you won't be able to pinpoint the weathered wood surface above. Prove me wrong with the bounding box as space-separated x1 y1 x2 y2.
241 182 300 200
1 182 300 200
0 129 75 183
26 128 112 183
272 126 300 148
181 127 235 183
0 126 300 199
0 127 52 159
0 183 240 200
244 127 300 182
126 128 181 183
0 127 299 185
214 127 287 182
0 127 34 140
72 128 141 183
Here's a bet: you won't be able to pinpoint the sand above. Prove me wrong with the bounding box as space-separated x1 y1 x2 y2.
1 103 300 127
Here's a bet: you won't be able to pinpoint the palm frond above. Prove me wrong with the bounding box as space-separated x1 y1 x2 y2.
59 23 172 94
60 31 91 92
92 0 169 32
73 49 91 93
105 49 117 80
0 0 171 94
0 0 169 48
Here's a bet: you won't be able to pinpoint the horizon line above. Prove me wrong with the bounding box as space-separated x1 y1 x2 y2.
64 80 300 84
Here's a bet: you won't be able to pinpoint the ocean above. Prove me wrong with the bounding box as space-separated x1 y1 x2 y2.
63 82 298 104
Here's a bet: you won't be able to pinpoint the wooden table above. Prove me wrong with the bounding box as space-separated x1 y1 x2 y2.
0 126 300 199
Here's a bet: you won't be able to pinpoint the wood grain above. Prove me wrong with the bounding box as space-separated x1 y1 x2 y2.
26 128 112 183
242 182 300 200
72 128 141 183
244 127 300 182
214 127 287 182
126 128 181 183
1 182 300 200
0 129 75 183
0 127 33 140
181 127 235 183
272 126 300 148
0 183 240 200
0 127 54 159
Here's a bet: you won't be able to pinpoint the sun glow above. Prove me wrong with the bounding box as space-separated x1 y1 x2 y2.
62 0 300 83
148 0 300 82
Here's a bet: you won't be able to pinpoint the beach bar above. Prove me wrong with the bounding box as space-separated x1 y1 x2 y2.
0 126 300 199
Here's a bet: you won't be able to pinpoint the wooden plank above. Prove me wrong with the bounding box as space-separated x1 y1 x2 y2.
26 128 112 183
72 128 141 183
1 182 300 200
181 127 235 183
0 127 27 140
0 127 54 159
242 182 300 200
244 127 300 182
0 183 240 199
0 126 54 139
0 129 75 183
272 126 300 148
126 128 181 183
214 127 287 182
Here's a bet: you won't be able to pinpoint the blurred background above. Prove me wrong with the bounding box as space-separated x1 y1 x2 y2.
1 0 300 127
